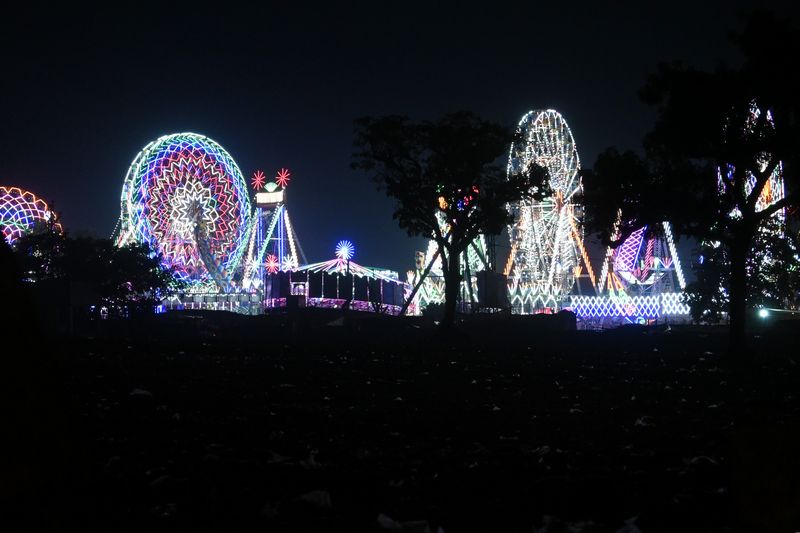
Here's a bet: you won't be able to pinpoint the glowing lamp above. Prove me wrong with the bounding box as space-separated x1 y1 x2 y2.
256 190 284 206
335 239 354 261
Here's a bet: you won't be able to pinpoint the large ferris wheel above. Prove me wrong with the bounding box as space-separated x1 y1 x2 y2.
115 133 252 291
505 109 594 313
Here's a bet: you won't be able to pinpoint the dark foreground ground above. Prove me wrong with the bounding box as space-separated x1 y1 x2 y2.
3 311 800 532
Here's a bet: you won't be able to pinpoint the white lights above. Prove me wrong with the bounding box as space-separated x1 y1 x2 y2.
335 239 355 261
505 109 586 313
590 220 689 322
570 292 690 319
408 213 489 312
255 190 284 206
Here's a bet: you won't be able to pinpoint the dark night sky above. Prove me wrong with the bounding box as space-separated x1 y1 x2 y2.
2 1 797 274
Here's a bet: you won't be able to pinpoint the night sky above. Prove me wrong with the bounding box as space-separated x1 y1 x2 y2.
2 1 797 274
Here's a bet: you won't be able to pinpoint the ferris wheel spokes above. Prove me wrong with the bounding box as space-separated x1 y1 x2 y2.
505 109 591 313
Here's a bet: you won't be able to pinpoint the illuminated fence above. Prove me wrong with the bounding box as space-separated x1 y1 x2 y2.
570 292 689 319
159 292 263 314
265 297 404 315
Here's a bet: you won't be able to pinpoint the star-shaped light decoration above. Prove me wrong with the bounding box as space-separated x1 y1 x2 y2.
283 254 298 271
251 170 266 190
168 181 217 239
265 254 280 274
276 168 291 188
335 239 354 262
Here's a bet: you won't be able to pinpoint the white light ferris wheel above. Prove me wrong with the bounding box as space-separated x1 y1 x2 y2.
505 109 594 313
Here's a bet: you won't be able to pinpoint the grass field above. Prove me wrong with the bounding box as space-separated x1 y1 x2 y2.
4 312 800 532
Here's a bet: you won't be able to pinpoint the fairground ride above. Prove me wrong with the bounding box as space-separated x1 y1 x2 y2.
571 221 689 324
240 168 306 290
406 214 492 314
719 102 786 224
0 185 61 245
504 109 595 313
571 102 787 325
114 133 252 292
266 240 410 315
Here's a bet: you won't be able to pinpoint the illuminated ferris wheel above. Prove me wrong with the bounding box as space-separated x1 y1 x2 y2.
115 133 251 291
505 110 593 313
0 186 61 245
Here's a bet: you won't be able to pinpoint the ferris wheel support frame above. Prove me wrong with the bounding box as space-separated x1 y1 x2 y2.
505 109 592 313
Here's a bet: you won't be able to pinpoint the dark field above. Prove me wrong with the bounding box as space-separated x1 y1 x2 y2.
4 312 800 532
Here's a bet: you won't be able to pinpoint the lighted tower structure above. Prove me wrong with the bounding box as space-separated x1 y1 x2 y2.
241 168 306 290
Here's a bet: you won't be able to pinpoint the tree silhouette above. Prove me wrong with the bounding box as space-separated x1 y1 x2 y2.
684 216 800 323
353 112 549 328
13 228 181 317
12 217 65 282
583 10 799 355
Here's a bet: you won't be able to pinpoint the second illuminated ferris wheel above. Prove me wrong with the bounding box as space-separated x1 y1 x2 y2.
505 109 594 313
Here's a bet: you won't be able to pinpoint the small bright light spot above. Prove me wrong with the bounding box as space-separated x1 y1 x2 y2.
335 239 354 261
758 308 769 318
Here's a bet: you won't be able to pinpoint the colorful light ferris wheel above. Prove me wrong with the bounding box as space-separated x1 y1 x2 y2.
115 133 252 290
505 110 594 313
0 186 61 245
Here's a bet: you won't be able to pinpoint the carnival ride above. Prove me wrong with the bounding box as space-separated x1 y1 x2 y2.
504 110 595 314
115 133 251 291
570 102 788 324
0 186 61 245
570 222 689 323
722 102 785 223
120 104 785 322
407 216 491 312
113 118 693 322
114 132 407 315
240 168 306 290
406 108 694 323
265 240 408 315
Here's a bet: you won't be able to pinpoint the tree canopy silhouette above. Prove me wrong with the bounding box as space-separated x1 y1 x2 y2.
13 227 180 317
353 111 549 327
582 10 799 354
